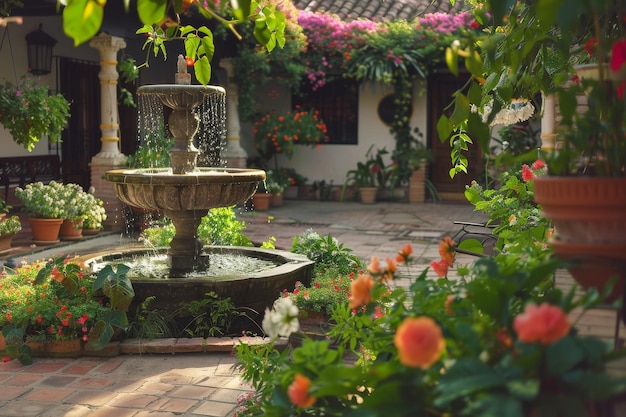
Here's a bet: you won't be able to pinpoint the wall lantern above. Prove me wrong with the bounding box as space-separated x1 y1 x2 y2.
25 24 57 75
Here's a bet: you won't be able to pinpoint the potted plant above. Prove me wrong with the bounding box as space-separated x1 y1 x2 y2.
15 181 67 243
0 73 71 151
82 191 107 234
251 181 271 211
57 182 93 241
265 170 290 207
253 106 329 170
440 0 626 301
0 199 11 221
0 215 21 254
0 256 109 364
341 145 391 204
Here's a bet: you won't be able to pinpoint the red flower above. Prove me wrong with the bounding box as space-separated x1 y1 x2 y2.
287 374 316 407
521 164 535 182
584 37 596 55
2 357 10 362
531 159 546 170
513 302 571 344
394 316 445 369
429 260 449 278
610 39 626 72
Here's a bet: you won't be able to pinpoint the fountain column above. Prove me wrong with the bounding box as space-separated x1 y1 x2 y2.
220 59 248 168
89 33 127 231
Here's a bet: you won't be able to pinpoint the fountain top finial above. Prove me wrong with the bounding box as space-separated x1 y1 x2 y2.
175 54 191 85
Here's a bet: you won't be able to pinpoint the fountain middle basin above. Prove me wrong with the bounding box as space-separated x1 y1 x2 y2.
79 246 314 317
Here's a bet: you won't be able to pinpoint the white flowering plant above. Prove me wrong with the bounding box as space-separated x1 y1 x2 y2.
15 181 67 219
82 191 107 230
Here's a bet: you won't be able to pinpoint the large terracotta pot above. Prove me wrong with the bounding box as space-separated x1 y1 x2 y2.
59 219 84 241
534 177 626 300
28 218 63 244
359 187 378 204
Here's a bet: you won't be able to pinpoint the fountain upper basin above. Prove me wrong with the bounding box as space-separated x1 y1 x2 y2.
137 84 224 109
105 167 266 212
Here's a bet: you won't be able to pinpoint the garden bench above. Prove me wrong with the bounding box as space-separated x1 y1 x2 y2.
0 155 61 201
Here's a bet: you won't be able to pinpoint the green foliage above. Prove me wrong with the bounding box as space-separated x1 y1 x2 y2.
142 207 253 248
291 229 362 275
127 124 174 168
89 264 135 349
464 164 552 256
198 207 253 246
126 296 173 340
236 246 626 416
0 73 71 151
0 215 21 236
265 170 290 194
177 292 245 337
286 268 352 316
63 0 287 87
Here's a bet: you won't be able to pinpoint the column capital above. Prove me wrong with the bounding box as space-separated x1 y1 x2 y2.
89 33 127 53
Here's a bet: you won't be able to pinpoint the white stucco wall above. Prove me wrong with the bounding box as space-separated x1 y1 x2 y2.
241 81 428 186
0 15 99 156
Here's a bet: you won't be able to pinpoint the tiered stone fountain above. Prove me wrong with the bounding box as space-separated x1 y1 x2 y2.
83 57 313 316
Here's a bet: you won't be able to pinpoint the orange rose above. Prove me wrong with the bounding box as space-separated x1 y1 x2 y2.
438 237 456 267
349 273 374 309
287 374 316 407
394 316 445 369
367 256 381 274
513 302 571 344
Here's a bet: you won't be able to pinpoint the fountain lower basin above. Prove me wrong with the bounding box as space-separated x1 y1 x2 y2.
78 246 314 317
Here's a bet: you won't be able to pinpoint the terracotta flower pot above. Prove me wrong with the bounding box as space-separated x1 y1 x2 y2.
59 219 84 241
359 187 378 204
0 232 15 255
270 192 284 207
28 218 63 244
252 192 271 211
534 177 626 301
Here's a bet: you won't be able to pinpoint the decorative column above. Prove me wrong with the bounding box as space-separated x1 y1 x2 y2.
89 33 127 231
540 92 557 151
220 59 248 168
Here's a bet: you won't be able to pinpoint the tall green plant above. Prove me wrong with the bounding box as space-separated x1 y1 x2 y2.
88 264 135 349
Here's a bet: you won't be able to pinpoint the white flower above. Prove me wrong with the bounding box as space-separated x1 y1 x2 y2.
474 98 535 127
262 297 300 339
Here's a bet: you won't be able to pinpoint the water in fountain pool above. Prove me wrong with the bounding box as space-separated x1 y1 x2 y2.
91 252 279 280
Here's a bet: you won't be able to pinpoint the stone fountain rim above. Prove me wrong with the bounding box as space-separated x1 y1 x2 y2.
76 246 315 282
104 167 266 185
137 84 225 95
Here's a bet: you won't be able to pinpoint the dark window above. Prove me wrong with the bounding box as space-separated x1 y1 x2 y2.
293 79 358 144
